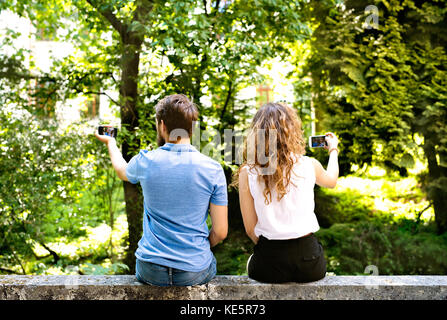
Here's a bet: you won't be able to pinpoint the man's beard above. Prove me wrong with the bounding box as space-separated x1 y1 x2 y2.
157 127 165 146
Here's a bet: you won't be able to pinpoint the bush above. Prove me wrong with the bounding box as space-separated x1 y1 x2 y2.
314 186 374 227
316 219 447 275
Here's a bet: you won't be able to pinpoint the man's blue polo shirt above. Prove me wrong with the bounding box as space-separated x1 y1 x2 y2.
125 143 228 272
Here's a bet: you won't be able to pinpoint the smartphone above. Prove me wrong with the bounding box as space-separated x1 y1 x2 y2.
98 125 118 138
309 135 328 148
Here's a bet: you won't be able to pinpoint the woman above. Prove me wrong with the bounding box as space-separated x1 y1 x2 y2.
234 102 339 283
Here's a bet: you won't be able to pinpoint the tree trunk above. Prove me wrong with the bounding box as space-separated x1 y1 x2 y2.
86 0 152 274
120 40 144 273
423 137 447 234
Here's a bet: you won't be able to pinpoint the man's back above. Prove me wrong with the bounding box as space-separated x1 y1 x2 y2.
126 142 228 272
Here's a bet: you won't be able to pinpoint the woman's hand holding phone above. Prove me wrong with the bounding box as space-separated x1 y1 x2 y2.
313 132 339 189
324 132 339 153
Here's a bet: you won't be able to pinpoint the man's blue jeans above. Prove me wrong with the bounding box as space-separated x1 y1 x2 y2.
135 255 217 286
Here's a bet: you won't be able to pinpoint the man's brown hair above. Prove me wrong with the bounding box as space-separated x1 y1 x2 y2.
155 94 198 140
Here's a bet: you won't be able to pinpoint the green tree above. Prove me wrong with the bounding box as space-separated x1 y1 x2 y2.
0 105 86 273
1 0 309 271
300 0 447 233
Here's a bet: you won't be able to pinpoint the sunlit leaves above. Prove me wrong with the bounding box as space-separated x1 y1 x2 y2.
304 0 447 231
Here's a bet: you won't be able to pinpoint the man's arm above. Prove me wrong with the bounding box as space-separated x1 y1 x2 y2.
95 132 129 181
208 203 228 247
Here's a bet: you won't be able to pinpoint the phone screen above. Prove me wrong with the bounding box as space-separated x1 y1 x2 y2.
309 135 327 148
98 126 118 138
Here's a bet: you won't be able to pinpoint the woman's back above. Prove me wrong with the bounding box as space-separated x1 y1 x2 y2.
246 155 320 240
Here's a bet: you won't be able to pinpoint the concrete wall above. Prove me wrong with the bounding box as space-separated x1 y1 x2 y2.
1 275 446 300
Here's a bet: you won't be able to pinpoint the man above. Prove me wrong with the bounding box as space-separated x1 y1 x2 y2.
95 94 228 286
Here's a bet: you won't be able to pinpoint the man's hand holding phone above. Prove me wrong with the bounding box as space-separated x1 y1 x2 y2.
94 126 128 181
95 126 118 145
95 131 115 145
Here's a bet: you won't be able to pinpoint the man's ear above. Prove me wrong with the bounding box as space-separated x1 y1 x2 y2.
160 120 167 134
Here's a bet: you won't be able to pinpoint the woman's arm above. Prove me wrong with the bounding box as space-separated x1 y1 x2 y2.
95 132 129 181
313 132 339 188
238 166 259 244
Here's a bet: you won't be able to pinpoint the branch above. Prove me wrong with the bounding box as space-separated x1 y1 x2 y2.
31 250 52 260
82 90 121 107
70 78 121 106
4 222 27 275
203 0 208 15
0 267 21 275
220 81 233 121
0 71 40 80
416 202 432 224
127 0 153 46
214 0 221 13
74 71 119 85
132 0 153 24
38 242 60 263
105 71 119 84
85 0 127 39
10 248 26 275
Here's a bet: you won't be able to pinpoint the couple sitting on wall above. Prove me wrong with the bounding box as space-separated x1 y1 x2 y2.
95 94 339 286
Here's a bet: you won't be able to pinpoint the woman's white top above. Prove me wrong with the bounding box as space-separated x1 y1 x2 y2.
247 155 320 240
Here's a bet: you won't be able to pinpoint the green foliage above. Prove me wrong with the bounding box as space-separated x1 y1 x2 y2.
317 220 447 275
301 0 447 232
0 101 129 274
1 0 310 273
79 262 129 275
211 173 447 276
314 172 447 276
212 229 253 275
0 102 87 271
1 0 446 276
314 187 374 227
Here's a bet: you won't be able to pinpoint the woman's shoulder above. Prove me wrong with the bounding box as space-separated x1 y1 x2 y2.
293 155 318 176
292 154 314 165
298 155 318 163
240 164 261 176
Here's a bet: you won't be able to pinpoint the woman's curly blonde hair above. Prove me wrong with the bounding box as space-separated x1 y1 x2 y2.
232 102 306 205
